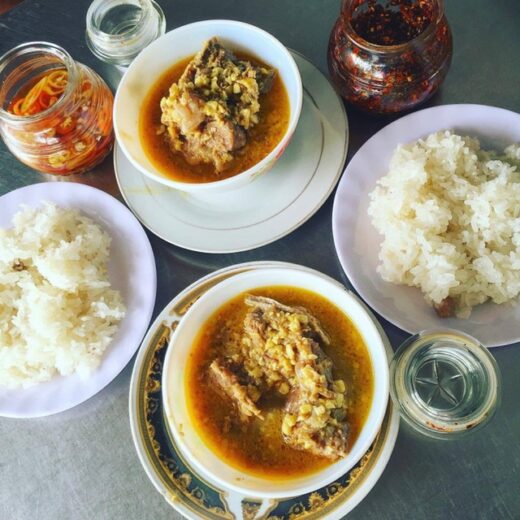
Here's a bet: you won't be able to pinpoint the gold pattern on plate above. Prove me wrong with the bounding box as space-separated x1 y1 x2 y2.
307 492 325 510
134 264 394 520
242 501 262 520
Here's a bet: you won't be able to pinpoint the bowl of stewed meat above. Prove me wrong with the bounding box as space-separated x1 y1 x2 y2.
114 20 302 194
162 267 389 498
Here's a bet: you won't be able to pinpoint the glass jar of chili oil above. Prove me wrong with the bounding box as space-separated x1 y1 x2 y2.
0 42 114 175
328 0 453 114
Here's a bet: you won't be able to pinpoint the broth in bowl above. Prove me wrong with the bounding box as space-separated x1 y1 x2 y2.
185 285 374 479
139 38 290 183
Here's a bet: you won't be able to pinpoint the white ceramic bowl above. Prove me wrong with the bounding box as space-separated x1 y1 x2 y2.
162 268 389 499
114 20 302 194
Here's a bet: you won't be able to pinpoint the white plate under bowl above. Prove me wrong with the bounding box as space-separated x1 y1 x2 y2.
114 51 348 253
0 182 157 417
332 104 520 348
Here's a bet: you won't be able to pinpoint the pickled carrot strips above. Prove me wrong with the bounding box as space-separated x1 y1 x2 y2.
11 98 24 116
45 70 68 92
81 79 93 100
10 69 68 116
8 68 112 174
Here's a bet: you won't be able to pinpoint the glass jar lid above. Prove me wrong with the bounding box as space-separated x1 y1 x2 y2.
390 329 501 439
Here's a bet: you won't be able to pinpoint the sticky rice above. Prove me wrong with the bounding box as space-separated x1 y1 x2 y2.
0 203 125 388
368 131 520 318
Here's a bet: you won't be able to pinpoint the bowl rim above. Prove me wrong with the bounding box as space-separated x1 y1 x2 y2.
113 19 303 192
161 267 390 499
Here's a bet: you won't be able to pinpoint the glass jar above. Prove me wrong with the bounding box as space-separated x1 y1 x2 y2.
390 330 501 439
0 42 114 176
328 0 452 114
86 0 166 67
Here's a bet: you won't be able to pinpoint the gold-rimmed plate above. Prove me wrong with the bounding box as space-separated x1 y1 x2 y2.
129 261 399 519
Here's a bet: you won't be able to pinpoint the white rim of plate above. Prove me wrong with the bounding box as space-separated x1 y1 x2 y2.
114 51 348 253
128 260 399 520
332 103 520 348
0 182 157 417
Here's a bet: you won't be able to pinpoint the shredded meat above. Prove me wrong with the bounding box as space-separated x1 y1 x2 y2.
242 296 349 459
11 260 26 271
208 295 350 460
434 296 456 318
209 358 262 420
160 38 275 172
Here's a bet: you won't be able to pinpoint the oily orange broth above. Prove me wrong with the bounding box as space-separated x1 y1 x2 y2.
139 52 290 183
185 286 374 479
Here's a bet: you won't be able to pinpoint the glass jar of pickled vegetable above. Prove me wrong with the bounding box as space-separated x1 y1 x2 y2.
0 42 114 175
328 0 452 114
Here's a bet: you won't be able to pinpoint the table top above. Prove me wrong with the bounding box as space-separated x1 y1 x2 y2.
1 1 519 519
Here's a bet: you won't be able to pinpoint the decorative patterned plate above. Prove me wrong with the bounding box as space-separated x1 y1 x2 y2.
129 261 399 519
114 52 348 253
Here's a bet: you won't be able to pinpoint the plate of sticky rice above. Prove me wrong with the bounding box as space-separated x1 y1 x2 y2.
0 182 156 417
333 104 520 347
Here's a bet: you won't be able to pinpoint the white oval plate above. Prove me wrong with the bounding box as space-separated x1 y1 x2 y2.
0 182 157 417
114 51 348 253
333 104 520 348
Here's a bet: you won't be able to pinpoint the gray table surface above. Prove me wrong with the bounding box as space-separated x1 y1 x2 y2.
0 1 519 519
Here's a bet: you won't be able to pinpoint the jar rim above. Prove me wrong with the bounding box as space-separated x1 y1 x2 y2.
0 42 78 124
86 0 156 41
342 0 445 55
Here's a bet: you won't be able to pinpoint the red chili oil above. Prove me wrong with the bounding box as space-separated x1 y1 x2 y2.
351 0 433 45
327 0 452 114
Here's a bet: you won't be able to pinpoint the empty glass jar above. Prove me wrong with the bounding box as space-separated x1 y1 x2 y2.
86 0 166 67
390 330 501 439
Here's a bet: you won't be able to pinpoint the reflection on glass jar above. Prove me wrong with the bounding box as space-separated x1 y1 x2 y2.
0 42 114 176
328 0 453 114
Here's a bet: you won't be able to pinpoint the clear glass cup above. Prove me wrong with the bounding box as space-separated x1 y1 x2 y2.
0 42 114 176
86 0 166 67
390 329 501 439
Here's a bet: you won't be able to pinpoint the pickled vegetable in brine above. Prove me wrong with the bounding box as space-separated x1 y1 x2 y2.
4 63 113 175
